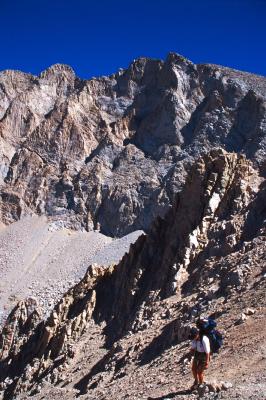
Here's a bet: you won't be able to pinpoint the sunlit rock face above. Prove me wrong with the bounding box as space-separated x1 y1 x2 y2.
0 54 266 236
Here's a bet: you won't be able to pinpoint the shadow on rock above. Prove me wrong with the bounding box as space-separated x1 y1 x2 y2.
74 346 117 395
139 319 189 366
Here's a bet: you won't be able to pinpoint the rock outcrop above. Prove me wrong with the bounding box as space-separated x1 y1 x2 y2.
0 265 113 397
93 149 262 339
1 54 266 236
1 150 265 399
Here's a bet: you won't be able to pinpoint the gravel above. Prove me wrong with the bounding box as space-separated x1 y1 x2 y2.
0 216 144 325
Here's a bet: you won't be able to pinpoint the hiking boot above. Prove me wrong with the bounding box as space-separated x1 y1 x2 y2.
190 380 199 390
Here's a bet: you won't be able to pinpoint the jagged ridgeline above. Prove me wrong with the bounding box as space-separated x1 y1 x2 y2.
1 150 266 399
1 53 266 236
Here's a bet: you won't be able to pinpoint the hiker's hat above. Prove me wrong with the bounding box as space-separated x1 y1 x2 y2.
196 317 208 330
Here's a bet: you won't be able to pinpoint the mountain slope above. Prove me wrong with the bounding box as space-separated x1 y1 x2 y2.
0 150 265 400
0 215 143 325
1 54 266 236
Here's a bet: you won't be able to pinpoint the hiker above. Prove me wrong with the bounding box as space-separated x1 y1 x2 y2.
189 321 211 389
188 317 223 389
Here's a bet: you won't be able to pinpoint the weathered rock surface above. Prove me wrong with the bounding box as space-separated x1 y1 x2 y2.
0 264 113 397
1 54 266 236
0 150 265 399
0 215 143 326
91 149 264 340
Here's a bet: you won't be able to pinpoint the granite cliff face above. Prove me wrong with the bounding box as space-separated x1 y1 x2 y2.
1 54 266 236
1 150 265 399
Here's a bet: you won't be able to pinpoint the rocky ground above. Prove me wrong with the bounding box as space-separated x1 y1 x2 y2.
0 150 265 400
15 278 265 400
0 215 143 325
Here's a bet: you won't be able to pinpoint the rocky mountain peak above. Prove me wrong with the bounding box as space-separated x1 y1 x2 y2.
0 53 265 237
39 63 76 79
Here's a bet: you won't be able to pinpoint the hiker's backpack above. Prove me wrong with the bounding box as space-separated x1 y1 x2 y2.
208 329 223 353
196 317 223 353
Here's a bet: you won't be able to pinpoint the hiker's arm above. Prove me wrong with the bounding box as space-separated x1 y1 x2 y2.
202 336 211 367
186 341 196 360
189 348 195 356
205 352 210 367
190 341 196 355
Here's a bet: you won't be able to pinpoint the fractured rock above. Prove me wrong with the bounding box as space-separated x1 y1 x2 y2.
1 54 266 236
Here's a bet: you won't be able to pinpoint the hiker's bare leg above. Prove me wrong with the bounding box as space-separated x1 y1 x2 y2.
198 354 209 384
198 370 205 384
192 361 199 383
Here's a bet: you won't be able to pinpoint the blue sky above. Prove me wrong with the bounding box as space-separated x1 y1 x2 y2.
0 0 265 78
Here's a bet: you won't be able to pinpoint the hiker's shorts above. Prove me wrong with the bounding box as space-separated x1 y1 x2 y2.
193 351 208 371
